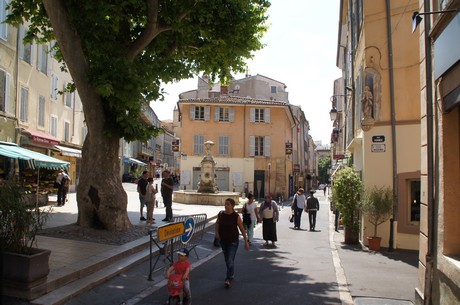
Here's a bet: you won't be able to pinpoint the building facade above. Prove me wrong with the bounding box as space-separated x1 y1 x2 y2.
334 0 421 250
174 95 295 200
415 0 460 304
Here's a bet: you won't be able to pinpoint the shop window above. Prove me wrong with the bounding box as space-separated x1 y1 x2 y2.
443 106 460 256
20 86 28 123
397 171 421 235
38 95 45 128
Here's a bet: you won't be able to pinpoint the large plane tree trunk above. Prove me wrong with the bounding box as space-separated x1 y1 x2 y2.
76 132 132 231
43 1 132 231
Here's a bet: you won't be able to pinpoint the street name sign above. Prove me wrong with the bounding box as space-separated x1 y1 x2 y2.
371 144 386 152
157 222 185 242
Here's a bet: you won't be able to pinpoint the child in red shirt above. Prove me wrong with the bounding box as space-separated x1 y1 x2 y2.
165 248 191 305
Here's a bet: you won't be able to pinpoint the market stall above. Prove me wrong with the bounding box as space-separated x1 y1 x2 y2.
0 141 70 206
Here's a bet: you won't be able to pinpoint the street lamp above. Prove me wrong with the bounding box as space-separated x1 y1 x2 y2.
329 108 338 121
412 9 459 32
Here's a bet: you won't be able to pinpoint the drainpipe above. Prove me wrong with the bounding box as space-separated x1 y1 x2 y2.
386 0 398 252
422 0 435 303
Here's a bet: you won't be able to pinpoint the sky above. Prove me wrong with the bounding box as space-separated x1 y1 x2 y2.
151 0 342 145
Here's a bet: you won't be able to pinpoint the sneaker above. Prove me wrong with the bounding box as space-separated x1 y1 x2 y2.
140 216 147 221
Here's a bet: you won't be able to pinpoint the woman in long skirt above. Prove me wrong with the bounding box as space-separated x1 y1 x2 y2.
259 194 279 246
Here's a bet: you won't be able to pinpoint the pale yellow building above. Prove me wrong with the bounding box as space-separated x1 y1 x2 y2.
175 96 295 200
335 0 421 250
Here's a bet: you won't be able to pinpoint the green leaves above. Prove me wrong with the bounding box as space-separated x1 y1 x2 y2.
6 0 270 141
331 167 362 232
360 186 393 237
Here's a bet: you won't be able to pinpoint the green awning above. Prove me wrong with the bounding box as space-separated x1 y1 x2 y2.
0 142 69 170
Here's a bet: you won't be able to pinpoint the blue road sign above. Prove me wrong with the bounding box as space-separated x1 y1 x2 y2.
181 217 195 244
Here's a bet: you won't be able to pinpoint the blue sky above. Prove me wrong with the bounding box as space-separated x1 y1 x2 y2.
153 0 341 145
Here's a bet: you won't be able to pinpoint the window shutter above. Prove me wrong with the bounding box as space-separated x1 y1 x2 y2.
250 108 255 122
265 108 270 123
214 107 219 121
190 106 195 120
229 108 235 122
5 72 9 111
249 136 255 157
264 136 270 156
204 106 210 121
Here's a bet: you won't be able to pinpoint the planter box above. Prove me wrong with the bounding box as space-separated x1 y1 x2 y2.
344 226 359 244
367 236 382 251
2 248 51 299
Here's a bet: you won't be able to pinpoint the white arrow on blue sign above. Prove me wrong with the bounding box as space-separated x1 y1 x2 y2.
181 217 195 244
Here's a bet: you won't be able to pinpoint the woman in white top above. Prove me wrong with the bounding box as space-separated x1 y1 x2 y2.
292 188 306 230
242 193 260 244
145 177 158 226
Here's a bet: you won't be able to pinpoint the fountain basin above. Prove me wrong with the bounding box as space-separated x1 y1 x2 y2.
173 190 240 206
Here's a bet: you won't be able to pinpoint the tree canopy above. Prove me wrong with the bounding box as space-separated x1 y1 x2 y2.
7 0 270 142
6 0 270 231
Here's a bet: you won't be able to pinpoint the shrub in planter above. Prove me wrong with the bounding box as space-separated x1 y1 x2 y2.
0 180 52 297
359 185 393 250
331 167 362 240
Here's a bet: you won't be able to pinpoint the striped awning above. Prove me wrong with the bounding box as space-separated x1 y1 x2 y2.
0 141 69 170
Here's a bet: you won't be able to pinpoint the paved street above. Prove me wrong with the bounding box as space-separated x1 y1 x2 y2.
61 191 418 305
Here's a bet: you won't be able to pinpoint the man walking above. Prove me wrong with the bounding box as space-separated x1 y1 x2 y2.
137 170 149 221
161 169 174 222
305 190 320 231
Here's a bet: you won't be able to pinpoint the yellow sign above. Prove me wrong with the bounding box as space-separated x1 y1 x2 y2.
157 222 185 242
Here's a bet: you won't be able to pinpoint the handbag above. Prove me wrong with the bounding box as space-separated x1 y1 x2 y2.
242 204 252 226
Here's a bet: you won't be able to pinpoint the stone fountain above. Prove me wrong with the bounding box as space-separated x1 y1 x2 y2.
173 141 239 206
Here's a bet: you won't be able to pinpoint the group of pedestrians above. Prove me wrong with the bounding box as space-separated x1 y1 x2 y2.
137 169 174 225
292 188 320 231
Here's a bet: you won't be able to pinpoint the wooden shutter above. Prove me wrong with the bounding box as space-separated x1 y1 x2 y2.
249 136 255 157
264 136 270 156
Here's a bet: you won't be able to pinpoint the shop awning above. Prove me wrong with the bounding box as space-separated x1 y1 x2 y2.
54 145 82 158
21 129 60 146
0 142 69 170
129 158 147 166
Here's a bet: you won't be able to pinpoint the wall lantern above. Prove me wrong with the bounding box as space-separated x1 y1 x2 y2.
329 108 338 121
412 9 459 32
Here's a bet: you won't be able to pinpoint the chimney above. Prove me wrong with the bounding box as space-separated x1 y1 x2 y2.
220 85 228 94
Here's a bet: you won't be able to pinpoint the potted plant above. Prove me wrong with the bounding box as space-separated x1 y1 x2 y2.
359 185 393 251
0 180 52 299
331 167 362 244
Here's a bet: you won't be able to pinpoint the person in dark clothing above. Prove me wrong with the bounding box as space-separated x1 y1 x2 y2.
305 190 320 231
215 198 249 288
161 169 174 222
137 171 149 221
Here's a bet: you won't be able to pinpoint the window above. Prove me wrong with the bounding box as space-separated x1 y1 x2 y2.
409 180 421 222
50 116 57 137
219 136 229 155
249 136 270 157
0 69 10 113
250 108 270 123
38 95 45 128
19 25 32 64
64 83 74 108
20 86 28 122
214 107 235 122
397 171 421 234
0 0 8 40
271 86 277 93
37 43 49 74
50 74 58 100
64 121 70 142
190 105 210 121
193 134 204 155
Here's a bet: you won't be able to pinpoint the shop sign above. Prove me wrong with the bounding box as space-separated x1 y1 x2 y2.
371 144 386 152
293 164 300 172
285 142 293 155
